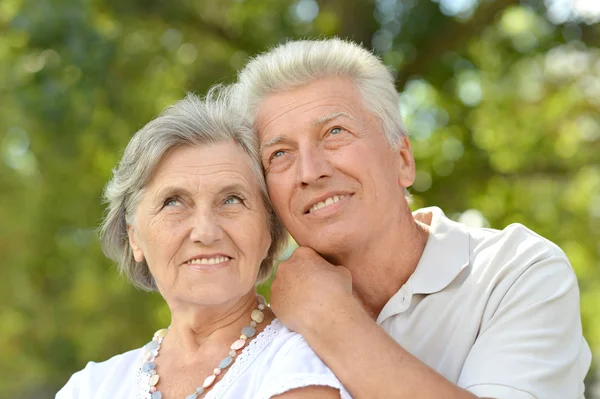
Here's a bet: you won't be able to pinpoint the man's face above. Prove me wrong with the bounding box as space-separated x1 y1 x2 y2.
256 77 415 257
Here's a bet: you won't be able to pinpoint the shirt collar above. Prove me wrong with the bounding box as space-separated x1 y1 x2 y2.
408 206 470 295
376 207 471 324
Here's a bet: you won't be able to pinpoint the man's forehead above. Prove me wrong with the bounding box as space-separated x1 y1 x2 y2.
256 80 359 122
258 109 356 151
257 101 356 134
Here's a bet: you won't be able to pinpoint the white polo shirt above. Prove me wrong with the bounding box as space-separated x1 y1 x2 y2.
377 207 591 399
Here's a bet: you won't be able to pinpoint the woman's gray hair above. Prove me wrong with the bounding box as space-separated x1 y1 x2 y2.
100 87 288 291
236 37 408 148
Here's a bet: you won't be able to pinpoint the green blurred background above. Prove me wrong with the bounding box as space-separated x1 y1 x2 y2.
1 0 599 397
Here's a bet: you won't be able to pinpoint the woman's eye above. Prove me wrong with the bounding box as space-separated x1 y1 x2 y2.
163 198 181 207
224 196 242 205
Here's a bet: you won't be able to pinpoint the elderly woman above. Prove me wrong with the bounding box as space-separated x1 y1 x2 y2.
56 89 350 399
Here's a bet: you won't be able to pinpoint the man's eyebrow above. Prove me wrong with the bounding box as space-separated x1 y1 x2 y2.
313 112 355 127
260 136 288 153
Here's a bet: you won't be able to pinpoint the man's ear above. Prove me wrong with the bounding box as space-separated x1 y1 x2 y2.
397 135 415 188
127 224 145 263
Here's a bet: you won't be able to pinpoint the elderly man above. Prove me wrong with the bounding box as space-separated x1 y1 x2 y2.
236 38 591 399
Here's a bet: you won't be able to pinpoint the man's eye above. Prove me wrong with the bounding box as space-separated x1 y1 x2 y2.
330 127 344 135
271 150 286 159
224 195 242 205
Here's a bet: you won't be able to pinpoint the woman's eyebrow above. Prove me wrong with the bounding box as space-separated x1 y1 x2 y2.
217 183 250 195
153 186 190 200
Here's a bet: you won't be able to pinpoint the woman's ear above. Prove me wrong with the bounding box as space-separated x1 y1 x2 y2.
127 224 145 263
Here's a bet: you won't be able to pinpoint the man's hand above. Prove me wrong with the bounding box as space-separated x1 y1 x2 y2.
269 246 353 333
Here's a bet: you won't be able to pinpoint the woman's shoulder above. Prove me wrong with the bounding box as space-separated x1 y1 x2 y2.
246 318 318 364
261 320 334 374
56 347 144 399
248 319 351 399
267 320 319 358
75 347 144 378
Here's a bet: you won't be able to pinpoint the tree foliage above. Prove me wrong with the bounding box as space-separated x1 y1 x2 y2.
1 0 599 397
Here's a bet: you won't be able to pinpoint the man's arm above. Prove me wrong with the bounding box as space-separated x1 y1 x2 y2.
269 247 482 399
273 386 344 398
300 291 481 399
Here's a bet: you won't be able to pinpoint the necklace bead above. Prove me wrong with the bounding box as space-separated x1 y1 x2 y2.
241 326 256 337
149 374 159 386
218 356 233 369
230 338 246 351
202 374 216 388
251 309 264 323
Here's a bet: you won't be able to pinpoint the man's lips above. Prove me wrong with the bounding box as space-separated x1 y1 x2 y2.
304 193 351 214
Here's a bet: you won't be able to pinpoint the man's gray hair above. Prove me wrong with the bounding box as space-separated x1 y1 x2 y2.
237 37 408 148
100 87 287 291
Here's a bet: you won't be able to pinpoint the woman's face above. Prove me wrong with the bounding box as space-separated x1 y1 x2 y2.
128 141 272 307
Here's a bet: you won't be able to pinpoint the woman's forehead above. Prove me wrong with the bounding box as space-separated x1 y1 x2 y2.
147 144 258 196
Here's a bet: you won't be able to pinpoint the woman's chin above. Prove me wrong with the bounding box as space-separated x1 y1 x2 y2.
172 281 256 307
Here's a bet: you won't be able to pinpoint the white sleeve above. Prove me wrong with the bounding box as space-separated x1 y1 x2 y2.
255 332 352 399
56 367 85 399
457 256 592 399
55 349 140 399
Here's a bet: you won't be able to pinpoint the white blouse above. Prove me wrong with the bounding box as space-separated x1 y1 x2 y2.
56 319 351 399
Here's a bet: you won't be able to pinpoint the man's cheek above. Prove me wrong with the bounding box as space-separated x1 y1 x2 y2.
268 189 291 216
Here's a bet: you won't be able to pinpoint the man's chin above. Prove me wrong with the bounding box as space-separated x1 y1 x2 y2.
298 232 353 259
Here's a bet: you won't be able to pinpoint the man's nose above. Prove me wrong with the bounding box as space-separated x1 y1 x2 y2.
189 207 224 246
297 145 334 186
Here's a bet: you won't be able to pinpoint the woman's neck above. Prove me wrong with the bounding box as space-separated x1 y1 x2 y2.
160 292 273 362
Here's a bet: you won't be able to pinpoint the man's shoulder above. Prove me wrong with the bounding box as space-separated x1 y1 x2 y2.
421 206 574 281
409 207 575 297
467 222 570 269
419 206 572 276
451 220 577 298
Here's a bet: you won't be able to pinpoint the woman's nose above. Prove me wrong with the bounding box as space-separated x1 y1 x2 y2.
189 209 224 246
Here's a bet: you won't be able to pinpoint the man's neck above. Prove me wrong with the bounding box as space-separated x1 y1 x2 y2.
335 211 430 319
